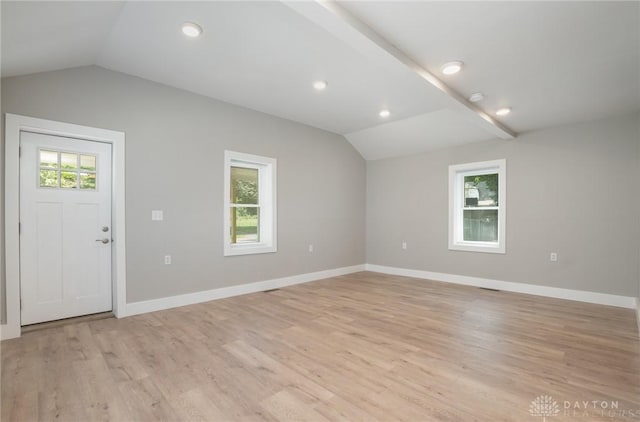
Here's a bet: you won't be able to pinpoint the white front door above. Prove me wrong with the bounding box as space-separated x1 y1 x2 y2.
20 131 113 325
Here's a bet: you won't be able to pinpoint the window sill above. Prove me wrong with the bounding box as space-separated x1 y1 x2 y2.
449 241 505 254
224 243 277 257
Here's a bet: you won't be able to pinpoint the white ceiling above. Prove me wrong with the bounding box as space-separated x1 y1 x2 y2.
340 1 640 134
347 108 493 161
1 2 125 76
96 1 449 135
2 1 639 160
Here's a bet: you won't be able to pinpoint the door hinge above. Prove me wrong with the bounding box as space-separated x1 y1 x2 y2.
19 146 22 158
18 222 21 235
20 297 22 310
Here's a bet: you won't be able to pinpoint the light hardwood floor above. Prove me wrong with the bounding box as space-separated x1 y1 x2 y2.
2 271 639 421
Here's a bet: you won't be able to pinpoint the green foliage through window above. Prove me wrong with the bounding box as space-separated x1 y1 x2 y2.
230 166 260 243
39 150 97 190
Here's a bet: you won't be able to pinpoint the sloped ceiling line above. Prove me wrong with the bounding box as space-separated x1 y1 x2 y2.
283 0 517 140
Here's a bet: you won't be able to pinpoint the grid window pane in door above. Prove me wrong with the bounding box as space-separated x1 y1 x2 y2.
80 155 96 171
39 150 58 168
40 169 58 188
80 173 97 189
79 154 97 190
61 152 78 170
61 171 77 188
37 149 97 190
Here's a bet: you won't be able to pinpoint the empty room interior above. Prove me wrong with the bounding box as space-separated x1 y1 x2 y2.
1 1 639 421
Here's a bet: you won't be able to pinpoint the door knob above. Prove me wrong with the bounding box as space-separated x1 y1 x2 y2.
95 238 110 244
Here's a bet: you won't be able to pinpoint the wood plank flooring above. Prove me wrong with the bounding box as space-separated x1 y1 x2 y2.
2 271 639 421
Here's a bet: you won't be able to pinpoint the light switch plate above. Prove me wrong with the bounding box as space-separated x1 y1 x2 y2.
152 210 164 221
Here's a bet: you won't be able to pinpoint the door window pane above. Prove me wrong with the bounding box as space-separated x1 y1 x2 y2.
37 149 97 190
231 207 260 243
61 153 78 170
80 173 97 190
39 150 58 168
463 209 498 242
60 171 78 188
230 167 259 204
80 155 96 171
40 170 58 188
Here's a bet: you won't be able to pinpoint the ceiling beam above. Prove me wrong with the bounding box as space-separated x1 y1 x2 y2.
283 0 517 140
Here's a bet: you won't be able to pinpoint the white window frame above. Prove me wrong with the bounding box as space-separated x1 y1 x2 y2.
449 159 506 254
224 150 277 256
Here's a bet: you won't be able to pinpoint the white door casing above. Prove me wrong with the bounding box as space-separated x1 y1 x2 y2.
3 114 126 340
20 132 113 325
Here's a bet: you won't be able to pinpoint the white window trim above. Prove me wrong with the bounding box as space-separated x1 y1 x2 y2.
448 159 506 254
224 150 277 256
3 114 127 340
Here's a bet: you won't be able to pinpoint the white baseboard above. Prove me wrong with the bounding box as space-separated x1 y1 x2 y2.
5 263 636 339
0 323 21 341
365 264 638 309
124 264 366 317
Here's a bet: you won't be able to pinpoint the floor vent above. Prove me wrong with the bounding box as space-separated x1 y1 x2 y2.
479 287 501 292
263 288 281 293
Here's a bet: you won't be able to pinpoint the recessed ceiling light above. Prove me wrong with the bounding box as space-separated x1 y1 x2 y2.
182 22 202 38
313 80 328 91
379 109 390 118
441 61 463 75
496 107 512 116
469 92 485 103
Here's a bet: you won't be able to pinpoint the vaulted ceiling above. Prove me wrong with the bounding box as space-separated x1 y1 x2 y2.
3 1 639 160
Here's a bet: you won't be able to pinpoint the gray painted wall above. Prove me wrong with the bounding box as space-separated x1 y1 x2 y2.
1 64 638 325
367 112 640 297
1 65 366 312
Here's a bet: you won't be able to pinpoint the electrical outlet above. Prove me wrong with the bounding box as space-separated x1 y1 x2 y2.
152 210 164 221
164 255 171 265
402 241 407 250
550 252 557 262
308 244 313 253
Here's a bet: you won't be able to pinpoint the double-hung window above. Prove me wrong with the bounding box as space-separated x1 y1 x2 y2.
224 151 277 256
449 159 506 253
